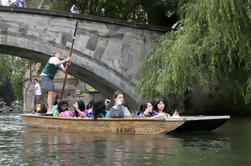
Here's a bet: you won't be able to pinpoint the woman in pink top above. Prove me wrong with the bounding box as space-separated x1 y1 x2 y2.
71 100 87 118
59 100 74 118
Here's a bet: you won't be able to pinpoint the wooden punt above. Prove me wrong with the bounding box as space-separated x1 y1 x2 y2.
20 114 230 135
20 114 184 134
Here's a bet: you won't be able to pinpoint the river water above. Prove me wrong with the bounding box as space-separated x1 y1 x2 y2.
0 112 250 166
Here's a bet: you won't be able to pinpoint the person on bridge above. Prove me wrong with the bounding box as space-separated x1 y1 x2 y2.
15 0 24 7
100 7 106 17
70 4 80 14
41 49 71 114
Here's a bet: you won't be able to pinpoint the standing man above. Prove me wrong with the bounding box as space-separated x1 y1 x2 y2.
41 49 71 114
30 79 42 106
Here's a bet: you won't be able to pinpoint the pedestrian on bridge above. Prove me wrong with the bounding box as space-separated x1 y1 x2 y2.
41 49 71 114
15 0 24 7
70 4 80 14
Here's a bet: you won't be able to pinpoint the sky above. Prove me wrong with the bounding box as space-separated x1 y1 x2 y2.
1 0 17 6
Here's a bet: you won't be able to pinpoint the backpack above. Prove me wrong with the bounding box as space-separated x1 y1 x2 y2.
110 106 124 118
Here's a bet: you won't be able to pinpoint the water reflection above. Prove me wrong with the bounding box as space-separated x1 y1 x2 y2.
20 128 183 165
1 113 251 165
175 133 231 152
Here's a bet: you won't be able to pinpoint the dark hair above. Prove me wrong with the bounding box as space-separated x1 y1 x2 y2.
137 103 147 116
37 104 47 114
153 98 167 112
58 100 68 113
137 101 152 116
113 90 123 100
92 99 106 120
86 99 94 109
77 100 85 111
34 79 38 82
74 100 85 117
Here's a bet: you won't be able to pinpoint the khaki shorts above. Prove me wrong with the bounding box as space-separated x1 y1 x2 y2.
34 95 42 105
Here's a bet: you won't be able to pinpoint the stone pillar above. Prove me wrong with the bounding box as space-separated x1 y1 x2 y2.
23 87 35 113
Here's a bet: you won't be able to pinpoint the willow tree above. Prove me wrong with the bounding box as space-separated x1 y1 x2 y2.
0 55 34 101
138 0 251 105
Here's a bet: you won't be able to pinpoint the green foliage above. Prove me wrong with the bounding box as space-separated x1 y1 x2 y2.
138 0 251 104
49 0 179 26
10 73 23 101
0 54 34 101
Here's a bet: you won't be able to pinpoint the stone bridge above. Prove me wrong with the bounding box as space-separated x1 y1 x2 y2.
0 6 168 106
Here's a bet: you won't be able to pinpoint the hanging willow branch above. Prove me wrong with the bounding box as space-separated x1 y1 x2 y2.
138 0 251 104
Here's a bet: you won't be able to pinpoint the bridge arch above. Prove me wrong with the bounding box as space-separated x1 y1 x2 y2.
0 6 168 106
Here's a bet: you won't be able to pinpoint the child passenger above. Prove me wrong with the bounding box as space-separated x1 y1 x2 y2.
36 104 47 115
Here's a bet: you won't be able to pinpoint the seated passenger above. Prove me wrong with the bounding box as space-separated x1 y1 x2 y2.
86 99 94 118
93 99 107 120
71 100 87 118
110 90 132 118
151 98 170 120
172 110 180 118
137 102 156 118
33 104 41 114
104 99 111 118
57 100 74 118
36 104 47 115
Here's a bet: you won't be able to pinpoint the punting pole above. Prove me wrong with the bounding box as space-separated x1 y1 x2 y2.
60 21 78 101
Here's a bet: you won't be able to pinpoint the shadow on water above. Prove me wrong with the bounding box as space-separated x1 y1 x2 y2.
0 112 251 165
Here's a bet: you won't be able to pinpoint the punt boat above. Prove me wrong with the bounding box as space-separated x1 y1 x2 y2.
20 114 230 135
